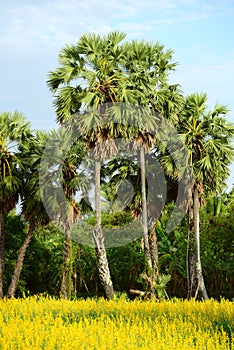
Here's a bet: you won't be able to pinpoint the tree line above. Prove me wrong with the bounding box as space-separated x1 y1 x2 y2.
0 31 233 300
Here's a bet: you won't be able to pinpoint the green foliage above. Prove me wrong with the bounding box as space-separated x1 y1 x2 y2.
107 240 146 293
4 215 63 297
154 274 171 299
4 213 27 295
85 211 133 228
1 32 234 302
200 195 234 299
3 194 234 300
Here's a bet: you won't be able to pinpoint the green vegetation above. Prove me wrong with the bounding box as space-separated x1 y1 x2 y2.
0 31 233 300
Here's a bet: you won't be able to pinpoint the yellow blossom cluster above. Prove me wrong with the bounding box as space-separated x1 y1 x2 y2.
0 296 233 349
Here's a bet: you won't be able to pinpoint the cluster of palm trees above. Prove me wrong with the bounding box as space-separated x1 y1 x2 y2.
0 31 233 300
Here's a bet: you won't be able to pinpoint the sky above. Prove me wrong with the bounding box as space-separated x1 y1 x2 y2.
0 0 234 189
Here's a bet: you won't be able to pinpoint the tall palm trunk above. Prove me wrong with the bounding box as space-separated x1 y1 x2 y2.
92 160 114 300
60 202 79 299
60 224 72 299
187 206 195 299
187 187 209 300
193 186 209 300
140 147 152 270
148 225 159 278
7 220 36 298
0 210 5 298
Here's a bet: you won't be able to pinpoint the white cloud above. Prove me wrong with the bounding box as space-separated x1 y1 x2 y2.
1 0 233 55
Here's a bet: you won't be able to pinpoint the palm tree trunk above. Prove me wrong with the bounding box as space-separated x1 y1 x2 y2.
92 160 114 300
7 220 36 298
193 186 209 300
187 206 195 299
60 200 80 299
148 225 159 278
0 210 5 298
60 224 72 299
140 147 152 270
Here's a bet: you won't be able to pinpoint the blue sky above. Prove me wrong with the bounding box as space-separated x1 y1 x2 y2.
0 0 234 188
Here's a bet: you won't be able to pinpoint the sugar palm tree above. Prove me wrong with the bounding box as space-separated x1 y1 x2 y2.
106 151 174 297
179 92 234 300
47 31 143 299
0 111 32 298
7 204 49 298
108 40 182 297
124 41 183 289
120 39 178 270
38 128 87 298
47 31 182 299
6 130 53 298
47 31 130 299
59 138 87 299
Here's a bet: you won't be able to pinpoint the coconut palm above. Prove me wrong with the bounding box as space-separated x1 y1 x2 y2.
0 111 32 298
179 92 234 300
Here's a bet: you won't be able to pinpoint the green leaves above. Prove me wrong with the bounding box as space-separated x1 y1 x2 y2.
179 93 234 194
54 86 83 123
0 112 32 214
47 31 179 129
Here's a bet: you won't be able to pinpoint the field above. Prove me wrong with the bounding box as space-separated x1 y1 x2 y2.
0 297 233 349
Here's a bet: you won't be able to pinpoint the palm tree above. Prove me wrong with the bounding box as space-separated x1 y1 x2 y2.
47 31 136 299
47 31 182 299
7 204 49 299
7 130 50 298
124 42 183 294
179 92 234 300
38 128 87 299
0 111 32 298
59 138 86 299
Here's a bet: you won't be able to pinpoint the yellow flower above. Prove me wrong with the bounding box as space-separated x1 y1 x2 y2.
0 297 233 349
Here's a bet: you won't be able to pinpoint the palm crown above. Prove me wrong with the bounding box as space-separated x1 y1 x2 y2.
179 93 234 194
0 112 32 213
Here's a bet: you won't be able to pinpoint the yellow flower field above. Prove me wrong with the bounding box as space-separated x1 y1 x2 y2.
0 297 233 349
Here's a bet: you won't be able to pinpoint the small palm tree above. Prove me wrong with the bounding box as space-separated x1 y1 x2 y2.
0 111 32 298
39 128 87 299
7 130 50 298
179 92 234 300
59 138 86 299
